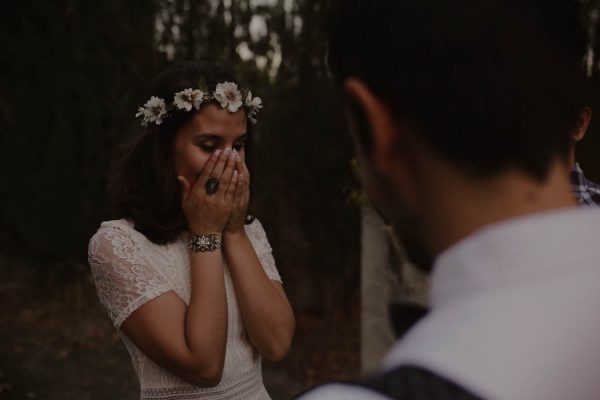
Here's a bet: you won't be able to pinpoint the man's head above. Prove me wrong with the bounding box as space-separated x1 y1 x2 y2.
328 0 586 269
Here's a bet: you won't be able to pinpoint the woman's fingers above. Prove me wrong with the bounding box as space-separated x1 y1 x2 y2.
196 149 222 189
225 170 238 203
177 175 190 201
212 147 232 181
235 170 246 201
236 161 250 205
220 149 238 194
229 156 244 205
241 159 250 188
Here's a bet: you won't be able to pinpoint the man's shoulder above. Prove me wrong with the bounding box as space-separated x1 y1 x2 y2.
296 366 484 400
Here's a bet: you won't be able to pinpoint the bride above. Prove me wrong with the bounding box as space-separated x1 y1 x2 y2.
88 60 295 399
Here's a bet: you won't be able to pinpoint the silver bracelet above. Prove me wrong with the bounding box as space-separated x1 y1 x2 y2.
188 234 222 253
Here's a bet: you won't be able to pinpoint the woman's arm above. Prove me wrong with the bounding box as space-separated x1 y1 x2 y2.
121 249 228 386
120 148 238 386
223 156 295 361
223 230 295 362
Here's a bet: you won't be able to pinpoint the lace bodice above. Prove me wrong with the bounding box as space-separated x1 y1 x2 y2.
88 218 281 400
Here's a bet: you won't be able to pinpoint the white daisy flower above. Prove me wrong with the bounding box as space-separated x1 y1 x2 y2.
245 91 263 113
214 82 243 113
135 107 149 126
174 88 205 111
244 91 263 124
142 96 168 125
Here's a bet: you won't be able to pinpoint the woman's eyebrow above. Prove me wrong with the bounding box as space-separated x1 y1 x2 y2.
194 133 223 140
193 133 248 141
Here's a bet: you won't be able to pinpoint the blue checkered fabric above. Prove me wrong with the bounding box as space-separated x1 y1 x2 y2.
570 163 600 206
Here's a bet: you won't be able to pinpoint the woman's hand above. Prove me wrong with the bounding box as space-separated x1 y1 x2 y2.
224 152 250 235
178 148 238 235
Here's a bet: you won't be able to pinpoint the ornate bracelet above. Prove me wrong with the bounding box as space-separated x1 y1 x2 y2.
188 234 222 253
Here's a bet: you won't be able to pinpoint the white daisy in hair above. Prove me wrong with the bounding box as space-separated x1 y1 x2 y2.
135 107 149 126
244 91 263 124
214 81 243 112
173 88 205 111
135 96 168 125
134 81 263 127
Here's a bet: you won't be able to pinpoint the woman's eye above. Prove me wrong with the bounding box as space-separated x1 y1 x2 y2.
199 144 217 153
233 143 245 151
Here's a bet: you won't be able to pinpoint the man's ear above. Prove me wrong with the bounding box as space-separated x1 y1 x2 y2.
343 78 402 173
573 107 592 142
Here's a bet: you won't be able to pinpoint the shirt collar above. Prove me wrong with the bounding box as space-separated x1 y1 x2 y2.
384 207 600 400
430 206 600 308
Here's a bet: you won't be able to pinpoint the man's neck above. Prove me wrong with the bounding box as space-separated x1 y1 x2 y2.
567 145 577 171
419 159 578 258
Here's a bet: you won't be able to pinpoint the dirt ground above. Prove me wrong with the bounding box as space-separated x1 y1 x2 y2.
0 272 359 400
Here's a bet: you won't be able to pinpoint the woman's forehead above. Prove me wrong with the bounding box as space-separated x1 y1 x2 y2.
185 104 247 139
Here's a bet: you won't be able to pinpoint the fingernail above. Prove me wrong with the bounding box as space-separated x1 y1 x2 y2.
232 149 240 159
214 149 222 157
223 148 231 156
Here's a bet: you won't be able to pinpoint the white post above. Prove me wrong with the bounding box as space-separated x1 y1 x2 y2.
360 205 430 374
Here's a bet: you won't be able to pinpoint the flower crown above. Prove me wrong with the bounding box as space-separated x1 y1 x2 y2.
135 81 263 127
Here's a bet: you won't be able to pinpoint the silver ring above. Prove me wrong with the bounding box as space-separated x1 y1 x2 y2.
205 178 219 195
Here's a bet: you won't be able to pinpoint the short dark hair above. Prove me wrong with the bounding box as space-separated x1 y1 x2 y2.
328 0 586 180
109 60 253 244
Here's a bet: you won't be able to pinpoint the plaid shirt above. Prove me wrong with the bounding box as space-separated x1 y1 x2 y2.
570 163 600 206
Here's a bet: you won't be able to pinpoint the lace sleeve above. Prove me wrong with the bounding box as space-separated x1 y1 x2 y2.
88 223 173 329
246 219 282 283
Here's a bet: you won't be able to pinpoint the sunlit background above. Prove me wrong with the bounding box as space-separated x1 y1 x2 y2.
1 1 600 399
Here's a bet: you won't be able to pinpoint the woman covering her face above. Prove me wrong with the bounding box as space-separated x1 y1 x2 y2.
88 60 295 400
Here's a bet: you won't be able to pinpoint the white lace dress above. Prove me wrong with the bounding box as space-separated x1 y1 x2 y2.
88 218 282 400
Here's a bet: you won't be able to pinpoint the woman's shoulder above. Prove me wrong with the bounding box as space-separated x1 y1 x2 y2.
88 218 147 253
89 218 184 256
98 218 135 232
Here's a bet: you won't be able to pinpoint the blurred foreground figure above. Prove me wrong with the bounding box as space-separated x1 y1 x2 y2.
299 0 600 399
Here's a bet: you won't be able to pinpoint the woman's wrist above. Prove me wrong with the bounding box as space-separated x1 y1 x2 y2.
187 223 223 236
222 228 247 243
189 230 222 238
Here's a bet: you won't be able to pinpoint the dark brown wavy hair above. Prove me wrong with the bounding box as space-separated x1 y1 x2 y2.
328 0 585 181
109 60 254 244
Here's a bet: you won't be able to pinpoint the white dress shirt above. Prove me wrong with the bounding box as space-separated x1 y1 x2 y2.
301 207 600 400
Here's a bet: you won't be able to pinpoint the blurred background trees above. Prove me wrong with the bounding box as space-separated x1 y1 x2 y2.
1 0 599 398
1 0 359 307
